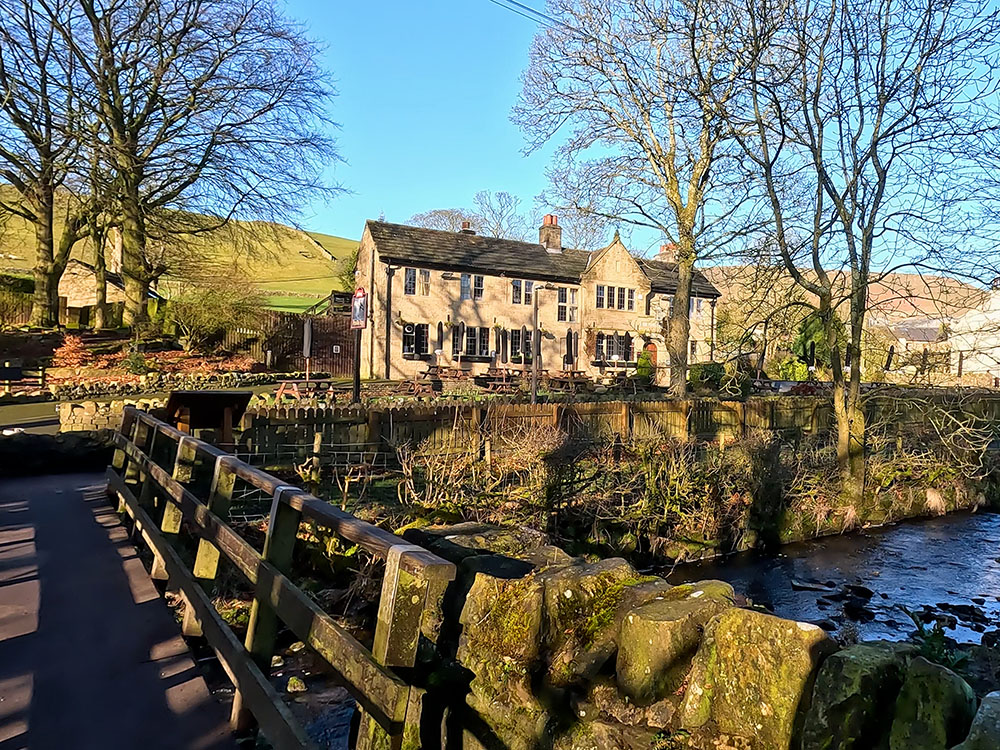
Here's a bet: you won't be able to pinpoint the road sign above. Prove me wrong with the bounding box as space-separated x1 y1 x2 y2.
351 288 368 330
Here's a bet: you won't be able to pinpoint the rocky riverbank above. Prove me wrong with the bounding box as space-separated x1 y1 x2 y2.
398 522 1000 750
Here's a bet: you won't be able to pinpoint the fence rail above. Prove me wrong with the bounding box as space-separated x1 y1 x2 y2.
106 406 456 750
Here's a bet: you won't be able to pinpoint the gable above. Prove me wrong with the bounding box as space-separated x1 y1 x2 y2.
581 238 651 290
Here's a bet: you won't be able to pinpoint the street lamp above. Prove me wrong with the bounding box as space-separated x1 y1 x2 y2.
532 283 556 405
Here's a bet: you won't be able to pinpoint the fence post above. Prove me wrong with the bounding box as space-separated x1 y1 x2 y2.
621 401 632 439
151 435 197 583
232 485 302 733
183 455 239 637
358 546 456 750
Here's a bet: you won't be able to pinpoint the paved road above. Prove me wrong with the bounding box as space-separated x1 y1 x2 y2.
0 473 234 750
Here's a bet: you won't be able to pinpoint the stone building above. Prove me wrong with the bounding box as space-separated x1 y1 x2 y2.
56 259 129 328
354 216 720 383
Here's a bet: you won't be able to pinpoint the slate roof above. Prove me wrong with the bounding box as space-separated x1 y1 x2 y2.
365 220 720 298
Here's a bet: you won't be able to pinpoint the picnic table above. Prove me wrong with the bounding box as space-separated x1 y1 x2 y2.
476 367 522 394
546 370 592 394
274 379 337 401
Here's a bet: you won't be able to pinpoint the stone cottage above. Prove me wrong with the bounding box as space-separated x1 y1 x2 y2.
354 216 720 383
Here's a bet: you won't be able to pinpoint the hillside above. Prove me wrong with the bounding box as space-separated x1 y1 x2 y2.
0 186 358 311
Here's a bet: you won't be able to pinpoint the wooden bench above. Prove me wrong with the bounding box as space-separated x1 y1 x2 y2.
1 359 47 395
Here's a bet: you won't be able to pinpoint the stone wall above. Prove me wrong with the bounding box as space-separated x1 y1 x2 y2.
59 398 165 433
405 523 1000 750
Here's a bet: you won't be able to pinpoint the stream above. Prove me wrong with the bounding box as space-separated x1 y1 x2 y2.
666 510 1000 644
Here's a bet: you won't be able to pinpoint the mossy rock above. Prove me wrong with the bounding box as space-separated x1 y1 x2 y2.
551 720 655 750
617 580 736 704
539 558 669 687
954 691 1000 749
888 656 977 750
801 642 915 750
456 572 549 750
679 608 836 750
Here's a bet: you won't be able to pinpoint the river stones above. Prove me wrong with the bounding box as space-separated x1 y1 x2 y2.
954 691 1000 750
679 608 836 749
616 580 735 704
801 642 914 750
888 656 977 750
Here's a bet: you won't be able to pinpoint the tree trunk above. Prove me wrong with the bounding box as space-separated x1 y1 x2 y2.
93 226 108 330
121 195 148 326
667 232 696 398
29 198 60 328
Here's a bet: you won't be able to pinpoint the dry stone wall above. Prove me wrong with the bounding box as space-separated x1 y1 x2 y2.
59 398 165 433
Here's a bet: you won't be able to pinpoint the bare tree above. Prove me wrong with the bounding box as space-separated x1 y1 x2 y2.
725 0 1000 504
56 0 339 325
0 0 92 326
514 0 762 395
472 190 531 240
408 207 481 234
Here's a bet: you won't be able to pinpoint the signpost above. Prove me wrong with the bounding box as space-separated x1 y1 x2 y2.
351 288 368 404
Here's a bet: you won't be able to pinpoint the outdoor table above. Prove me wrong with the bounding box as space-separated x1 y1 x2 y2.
275 379 334 400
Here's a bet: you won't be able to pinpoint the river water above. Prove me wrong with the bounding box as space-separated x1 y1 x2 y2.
666 510 1000 643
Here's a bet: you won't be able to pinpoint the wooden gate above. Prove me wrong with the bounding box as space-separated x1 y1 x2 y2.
223 311 355 377
106 407 455 749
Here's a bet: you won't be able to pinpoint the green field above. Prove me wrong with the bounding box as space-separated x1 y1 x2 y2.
0 186 358 309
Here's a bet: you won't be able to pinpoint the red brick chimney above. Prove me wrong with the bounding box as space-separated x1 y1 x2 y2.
658 243 677 263
539 214 562 252
459 221 475 235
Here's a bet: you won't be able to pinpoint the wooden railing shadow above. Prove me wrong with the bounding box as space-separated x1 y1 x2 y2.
105 406 456 750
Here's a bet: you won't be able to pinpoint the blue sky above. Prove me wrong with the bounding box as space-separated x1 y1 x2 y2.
283 0 557 241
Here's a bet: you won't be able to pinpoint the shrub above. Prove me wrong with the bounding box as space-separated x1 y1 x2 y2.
636 348 655 380
51 335 93 368
166 283 266 353
122 350 151 375
688 362 725 392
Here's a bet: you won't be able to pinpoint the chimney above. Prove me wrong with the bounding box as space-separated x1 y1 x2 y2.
539 214 562 252
459 221 476 235
658 243 677 263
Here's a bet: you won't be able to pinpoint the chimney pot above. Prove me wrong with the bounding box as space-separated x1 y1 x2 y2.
539 214 562 252
658 243 677 263
459 221 475 235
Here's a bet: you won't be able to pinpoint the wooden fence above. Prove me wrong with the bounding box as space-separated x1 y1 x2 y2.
234 397 839 468
0 290 32 327
234 393 1000 469
106 407 455 750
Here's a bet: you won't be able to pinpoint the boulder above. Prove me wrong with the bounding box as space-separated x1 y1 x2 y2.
538 558 670 686
801 642 914 750
617 580 736 704
888 656 977 750
405 521 572 567
456 572 548 750
679 608 836 750
954 691 1000 750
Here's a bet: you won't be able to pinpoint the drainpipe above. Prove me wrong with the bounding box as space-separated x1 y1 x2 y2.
384 266 395 380
710 300 717 361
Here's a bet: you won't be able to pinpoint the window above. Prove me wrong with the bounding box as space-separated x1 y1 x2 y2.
459 326 491 357
419 269 431 296
524 280 534 305
627 289 635 311
402 323 429 356
617 287 626 310
596 285 605 309
512 279 522 304
558 287 578 323
452 327 462 356
473 275 484 300
606 286 615 310
696 298 703 314
460 274 471 300
404 268 416 295
595 332 605 360
510 329 532 361
690 340 698 360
